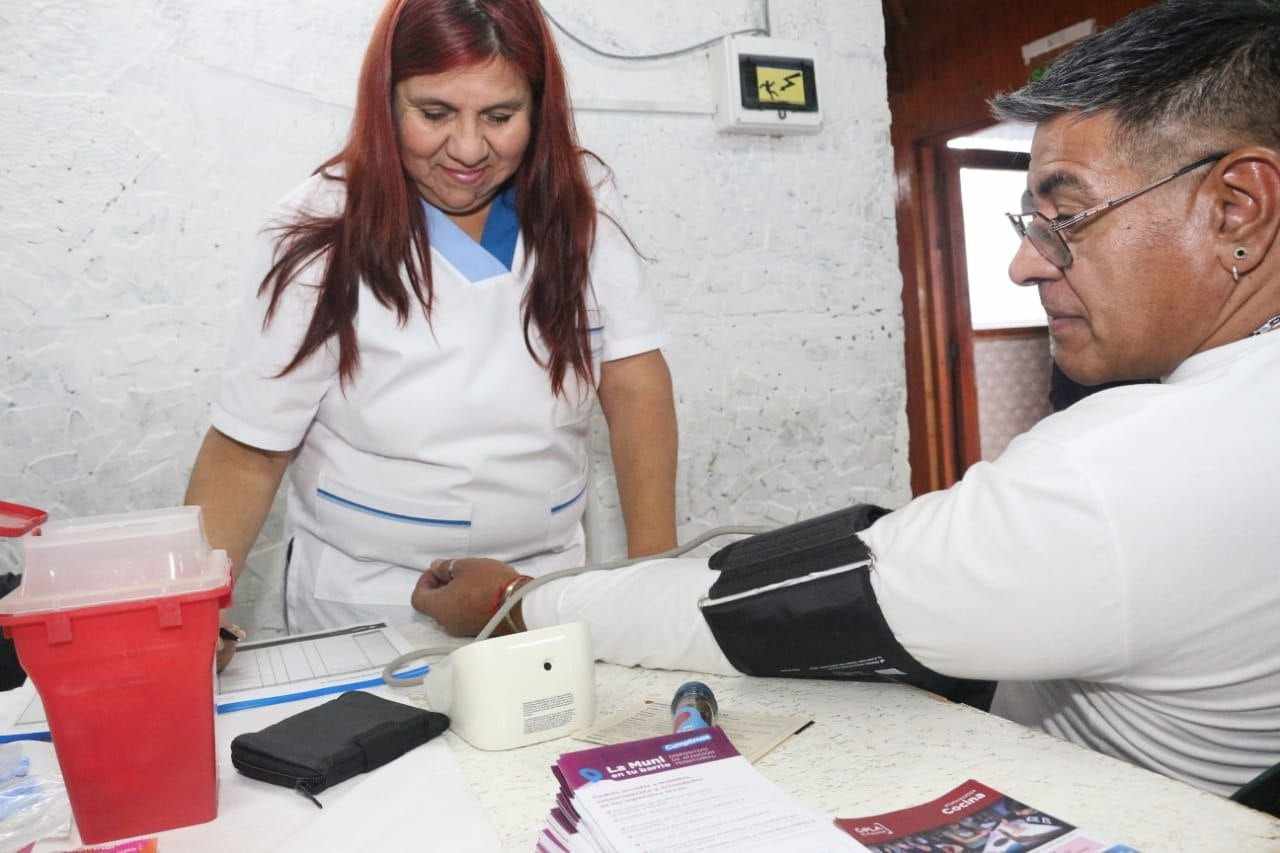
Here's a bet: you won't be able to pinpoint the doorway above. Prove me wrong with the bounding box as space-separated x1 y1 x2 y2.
946 136 1053 463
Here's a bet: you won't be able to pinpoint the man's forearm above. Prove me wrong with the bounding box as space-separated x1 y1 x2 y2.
521 558 736 675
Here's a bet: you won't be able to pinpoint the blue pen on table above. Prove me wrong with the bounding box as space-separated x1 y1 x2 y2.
670 681 718 732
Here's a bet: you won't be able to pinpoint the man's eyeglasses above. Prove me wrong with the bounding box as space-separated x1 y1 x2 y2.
1005 152 1226 270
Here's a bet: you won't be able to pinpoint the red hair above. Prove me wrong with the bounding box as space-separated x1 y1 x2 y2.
261 0 600 395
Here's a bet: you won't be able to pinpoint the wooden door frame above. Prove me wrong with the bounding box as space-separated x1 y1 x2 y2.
897 119 993 493
899 134 1033 492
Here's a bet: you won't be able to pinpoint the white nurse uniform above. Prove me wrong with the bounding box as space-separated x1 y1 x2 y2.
212 168 665 632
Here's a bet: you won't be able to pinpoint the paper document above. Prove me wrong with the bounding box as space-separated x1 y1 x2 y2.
215 622 442 713
218 622 412 693
577 699 812 763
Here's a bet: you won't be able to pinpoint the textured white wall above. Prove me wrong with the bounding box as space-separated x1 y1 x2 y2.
0 1 907 634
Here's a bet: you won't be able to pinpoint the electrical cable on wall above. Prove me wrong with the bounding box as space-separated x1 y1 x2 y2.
539 0 771 61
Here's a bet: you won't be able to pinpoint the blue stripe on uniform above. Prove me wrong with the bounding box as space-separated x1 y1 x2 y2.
317 489 471 527
551 484 588 514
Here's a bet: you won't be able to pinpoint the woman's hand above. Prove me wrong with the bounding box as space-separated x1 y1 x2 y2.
216 613 246 673
411 558 522 636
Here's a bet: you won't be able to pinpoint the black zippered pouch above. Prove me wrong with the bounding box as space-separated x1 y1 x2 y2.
230 691 449 805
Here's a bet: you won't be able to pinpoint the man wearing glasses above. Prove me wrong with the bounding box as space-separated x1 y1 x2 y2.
413 0 1280 799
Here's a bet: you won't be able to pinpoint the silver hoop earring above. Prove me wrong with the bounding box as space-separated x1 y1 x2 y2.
1234 247 1248 260
1233 264 1241 283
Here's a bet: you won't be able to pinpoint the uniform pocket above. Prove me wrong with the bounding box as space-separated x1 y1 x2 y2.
546 468 590 552
314 474 472 570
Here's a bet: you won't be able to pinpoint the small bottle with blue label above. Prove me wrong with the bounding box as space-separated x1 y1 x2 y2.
670 681 718 732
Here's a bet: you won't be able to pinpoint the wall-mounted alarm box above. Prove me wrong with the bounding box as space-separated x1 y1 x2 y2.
712 35 821 135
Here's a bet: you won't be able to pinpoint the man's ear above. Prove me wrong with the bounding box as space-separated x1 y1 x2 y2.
1212 147 1280 278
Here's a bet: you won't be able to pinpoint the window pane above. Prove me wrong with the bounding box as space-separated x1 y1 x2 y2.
959 167 1046 330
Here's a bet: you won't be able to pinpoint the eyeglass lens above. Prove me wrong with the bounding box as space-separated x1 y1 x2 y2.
1010 213 1072 269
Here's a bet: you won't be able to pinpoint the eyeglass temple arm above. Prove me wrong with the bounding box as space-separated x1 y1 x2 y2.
1047 152 1227 235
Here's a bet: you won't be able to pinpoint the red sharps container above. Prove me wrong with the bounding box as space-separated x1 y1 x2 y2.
0 501 231 843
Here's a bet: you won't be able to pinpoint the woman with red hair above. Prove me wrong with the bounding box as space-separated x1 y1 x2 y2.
185 0 676 656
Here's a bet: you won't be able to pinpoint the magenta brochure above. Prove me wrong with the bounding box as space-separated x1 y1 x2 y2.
836 779 1138 852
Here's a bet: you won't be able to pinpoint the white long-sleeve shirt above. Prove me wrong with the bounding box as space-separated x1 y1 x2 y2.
525 331 1280 797
523 557 736 676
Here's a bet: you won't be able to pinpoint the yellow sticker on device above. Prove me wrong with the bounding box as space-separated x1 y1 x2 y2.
755 66 807 106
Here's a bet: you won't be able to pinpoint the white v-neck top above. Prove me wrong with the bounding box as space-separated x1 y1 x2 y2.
864 331 1280 796
522 332 1280 797
212 166 665 632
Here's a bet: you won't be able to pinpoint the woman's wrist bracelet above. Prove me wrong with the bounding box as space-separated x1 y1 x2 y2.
493 574 533 633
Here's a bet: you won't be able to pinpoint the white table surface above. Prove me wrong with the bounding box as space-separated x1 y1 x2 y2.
451 663 1280 852
20 631 1280 852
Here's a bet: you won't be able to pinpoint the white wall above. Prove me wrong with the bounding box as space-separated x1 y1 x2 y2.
0 1 907 634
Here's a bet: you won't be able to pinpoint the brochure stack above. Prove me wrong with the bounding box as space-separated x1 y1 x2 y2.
538 726 863 852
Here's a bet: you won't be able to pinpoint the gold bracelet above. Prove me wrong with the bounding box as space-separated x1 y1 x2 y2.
496 574 533 633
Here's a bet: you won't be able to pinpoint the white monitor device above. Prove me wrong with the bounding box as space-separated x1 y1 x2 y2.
445 622 595 751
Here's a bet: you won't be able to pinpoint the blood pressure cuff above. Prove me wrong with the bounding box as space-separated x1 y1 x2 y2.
698 504 976 697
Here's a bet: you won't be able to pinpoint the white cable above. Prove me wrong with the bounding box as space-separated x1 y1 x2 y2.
381 524 771 687
539 2 769 62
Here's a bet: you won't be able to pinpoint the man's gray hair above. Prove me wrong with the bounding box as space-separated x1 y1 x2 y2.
992 0 1280 162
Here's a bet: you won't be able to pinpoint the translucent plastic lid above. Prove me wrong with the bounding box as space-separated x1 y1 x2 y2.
0 506 230 615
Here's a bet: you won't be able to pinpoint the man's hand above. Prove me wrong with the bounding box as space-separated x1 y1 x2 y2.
411 558 521 636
